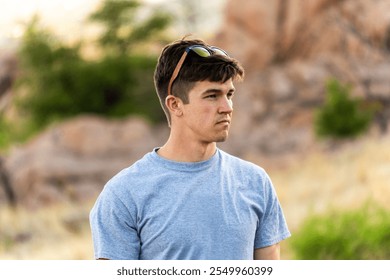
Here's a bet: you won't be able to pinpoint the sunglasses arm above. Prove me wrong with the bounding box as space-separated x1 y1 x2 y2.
167 51 189 96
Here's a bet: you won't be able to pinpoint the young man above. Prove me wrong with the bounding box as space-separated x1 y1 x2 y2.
90 38 290 260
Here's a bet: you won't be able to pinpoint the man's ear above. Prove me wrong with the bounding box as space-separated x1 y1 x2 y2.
165 95 183 117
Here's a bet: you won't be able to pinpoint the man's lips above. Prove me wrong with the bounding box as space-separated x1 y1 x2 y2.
216 119 231 125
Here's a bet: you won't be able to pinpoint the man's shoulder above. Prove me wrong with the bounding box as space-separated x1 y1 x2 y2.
217 149 272 191
103 151 155 190
218 149 266 174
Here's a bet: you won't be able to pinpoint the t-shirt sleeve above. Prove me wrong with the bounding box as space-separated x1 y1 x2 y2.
254 172 291 249
89 181 140 260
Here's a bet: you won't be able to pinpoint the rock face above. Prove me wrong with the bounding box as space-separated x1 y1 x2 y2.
218 0 390 68
0 116 168 208
216 0 390 163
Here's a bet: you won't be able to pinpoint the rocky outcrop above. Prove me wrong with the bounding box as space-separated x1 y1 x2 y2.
216 0 390 163
0 116 168 208
218 0 390 68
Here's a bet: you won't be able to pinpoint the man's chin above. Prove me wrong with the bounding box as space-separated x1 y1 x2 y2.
215 133 229 143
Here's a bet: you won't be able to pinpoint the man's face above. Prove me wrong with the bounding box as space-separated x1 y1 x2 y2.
180 78 235 144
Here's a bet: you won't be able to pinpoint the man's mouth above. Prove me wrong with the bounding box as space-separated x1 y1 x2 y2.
216 119 231 125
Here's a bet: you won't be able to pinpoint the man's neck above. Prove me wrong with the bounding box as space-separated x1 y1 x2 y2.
157 134 217 163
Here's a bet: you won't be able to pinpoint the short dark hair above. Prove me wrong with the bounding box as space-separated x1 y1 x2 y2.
154 38 245 125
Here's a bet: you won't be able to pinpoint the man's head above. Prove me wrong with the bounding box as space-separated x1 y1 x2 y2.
154 38 244 126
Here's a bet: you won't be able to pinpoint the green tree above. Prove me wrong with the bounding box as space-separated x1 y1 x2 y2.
314 79 372 139
89 0 171 54
15 1 171 130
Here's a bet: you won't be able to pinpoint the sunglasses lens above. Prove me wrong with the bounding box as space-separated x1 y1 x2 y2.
211 47 228 56
190 46 212 57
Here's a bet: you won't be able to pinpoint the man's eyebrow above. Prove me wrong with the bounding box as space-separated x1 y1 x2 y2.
202 87 236 95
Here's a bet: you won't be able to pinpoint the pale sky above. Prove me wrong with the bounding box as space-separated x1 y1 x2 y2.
0 0 101 46
0 0 225 51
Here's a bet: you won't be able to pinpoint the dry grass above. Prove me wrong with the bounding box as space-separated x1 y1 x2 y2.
0 134 389 259
0 201 94 259
270 134 390 232
269 134 390 259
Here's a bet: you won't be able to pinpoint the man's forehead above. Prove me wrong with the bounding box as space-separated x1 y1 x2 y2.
192 79 235 92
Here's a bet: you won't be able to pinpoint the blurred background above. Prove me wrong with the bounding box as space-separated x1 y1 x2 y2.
0 0 389 260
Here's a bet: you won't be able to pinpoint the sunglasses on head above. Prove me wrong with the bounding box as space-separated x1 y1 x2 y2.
167 45 229 96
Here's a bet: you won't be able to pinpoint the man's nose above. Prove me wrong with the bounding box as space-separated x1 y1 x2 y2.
218 96 233 114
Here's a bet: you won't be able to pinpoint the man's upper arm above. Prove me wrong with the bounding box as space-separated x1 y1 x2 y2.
90 183 140 260
254 243 280 260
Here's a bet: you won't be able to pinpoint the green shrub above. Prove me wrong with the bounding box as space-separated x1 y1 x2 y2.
17 45 164 126
291 204 390 259
315 79 372 139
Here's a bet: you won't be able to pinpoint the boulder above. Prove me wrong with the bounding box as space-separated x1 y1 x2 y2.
1 115 168 208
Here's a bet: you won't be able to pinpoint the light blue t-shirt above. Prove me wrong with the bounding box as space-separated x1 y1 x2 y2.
90 148 290 260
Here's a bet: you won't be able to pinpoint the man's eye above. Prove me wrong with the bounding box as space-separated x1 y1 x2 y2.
206 95 217 99
227 93 234 99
